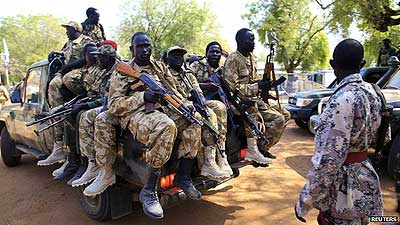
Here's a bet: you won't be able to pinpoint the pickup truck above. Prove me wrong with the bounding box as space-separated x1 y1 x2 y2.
284 66 396 134
0 59 254 221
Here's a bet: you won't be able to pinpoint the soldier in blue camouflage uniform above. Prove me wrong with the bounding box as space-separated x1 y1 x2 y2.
295 39 384 225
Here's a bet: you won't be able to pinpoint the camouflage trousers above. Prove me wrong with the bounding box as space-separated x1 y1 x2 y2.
48 73 64 141
62 69 85 95
164 106 202 159
79 107 102 159
247 100 286 152
202 100 227 147
94 110 119 167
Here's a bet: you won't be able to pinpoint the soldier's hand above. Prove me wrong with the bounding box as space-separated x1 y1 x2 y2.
71 103 89 115
200 82 219 92
257 78 271 90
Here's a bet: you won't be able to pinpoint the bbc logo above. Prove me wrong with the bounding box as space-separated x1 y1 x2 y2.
369 216 398 223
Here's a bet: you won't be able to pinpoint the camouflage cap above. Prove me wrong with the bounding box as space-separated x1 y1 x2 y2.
61 21 83 32
91 44 116 57
167 46 187 56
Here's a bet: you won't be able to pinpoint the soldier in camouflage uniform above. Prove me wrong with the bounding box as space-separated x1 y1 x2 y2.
81 7 106 44
69 43 117 187
223 28 285 164
84 33 201 219
38 21 93 167
165 46 232 180
295 39 384 225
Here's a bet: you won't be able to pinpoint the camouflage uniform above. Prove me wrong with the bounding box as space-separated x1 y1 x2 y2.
79 65 113 160
107 60 183 168
168 68 221 157
296 74 384 224
94 110 119 166
82 23 106 44
189 62 228 147
223 50 286 151
48 34 93 141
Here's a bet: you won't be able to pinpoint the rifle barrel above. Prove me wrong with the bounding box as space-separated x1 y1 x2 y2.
26 108 72 127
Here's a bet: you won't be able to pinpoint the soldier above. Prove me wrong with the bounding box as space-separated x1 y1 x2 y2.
377 38 396 66
165 46 232 179
81 7 106 43
295 39 384 224
69 42 117 187
83 32 202 219
223 28 285 164
38 23 93 167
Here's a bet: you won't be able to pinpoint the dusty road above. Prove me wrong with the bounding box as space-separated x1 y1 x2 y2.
0 121 398 225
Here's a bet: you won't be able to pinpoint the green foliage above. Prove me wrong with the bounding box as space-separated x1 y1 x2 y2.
244 0 330 73
0 14 65 83
116 0 228 59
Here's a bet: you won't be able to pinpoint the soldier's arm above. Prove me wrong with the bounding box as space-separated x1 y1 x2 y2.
189 73 203 94
223 57 258 97
296 93 355 217
107 72 145 117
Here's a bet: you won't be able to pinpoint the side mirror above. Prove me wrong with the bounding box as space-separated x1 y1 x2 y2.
10 89 21 104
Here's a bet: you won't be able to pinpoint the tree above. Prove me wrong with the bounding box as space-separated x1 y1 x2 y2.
314 0 398 33
0 15 65 82
116 0 228 59
244 0 330 73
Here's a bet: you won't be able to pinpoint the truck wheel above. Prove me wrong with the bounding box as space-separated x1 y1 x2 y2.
308 119 316 135
388 134 400 178
1 126 21 167
294 119 307 129
78 186 112 221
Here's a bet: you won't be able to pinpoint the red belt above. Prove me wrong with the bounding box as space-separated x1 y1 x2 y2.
344 150 368 164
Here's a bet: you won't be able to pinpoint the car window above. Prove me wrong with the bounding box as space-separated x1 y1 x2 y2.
364 72 383 84
385 69 400 89
24 68 41 103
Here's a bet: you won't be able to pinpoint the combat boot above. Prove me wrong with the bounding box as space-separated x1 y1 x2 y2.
201 146 228 180
67 156 88 186
54 151 81 182
175 158 202 200
52 160 67 177
139 168 164 219
72 158 99 187
245 138 273 165
83 166 116 196
37 141 65 166
216 142 233 176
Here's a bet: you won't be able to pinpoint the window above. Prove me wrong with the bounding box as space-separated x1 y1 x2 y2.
385 70 400 89
24 68 41 103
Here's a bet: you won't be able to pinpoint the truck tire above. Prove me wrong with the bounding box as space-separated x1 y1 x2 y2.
1 126 21 167
294 119 307 129
78 186 112 221
388 134 400 178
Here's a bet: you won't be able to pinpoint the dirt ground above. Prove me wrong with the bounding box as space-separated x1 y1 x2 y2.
0 121 398 225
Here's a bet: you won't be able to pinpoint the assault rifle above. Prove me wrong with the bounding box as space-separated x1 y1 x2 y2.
115 62 203 127
263 33 286 109
177 69 222 156
214 74 269 147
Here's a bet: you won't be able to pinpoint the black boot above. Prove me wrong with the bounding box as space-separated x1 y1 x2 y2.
139 168 164 219
67 156 88 185
54 151 81 182
174 158 202 200
262 151 277 159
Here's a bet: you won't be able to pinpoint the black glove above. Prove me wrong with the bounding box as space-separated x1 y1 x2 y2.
70 103 89 115
294 206 306 223
257 78 271 90
48 51 64 62
144 90 162 104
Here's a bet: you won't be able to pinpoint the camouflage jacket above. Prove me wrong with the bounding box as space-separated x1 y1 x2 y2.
61 34 93 64
223 50 260 98
296 74 384 221
108 60 183 129
82 21 106 44
168 67 203 99
190 60 223 83
83 64 112 97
